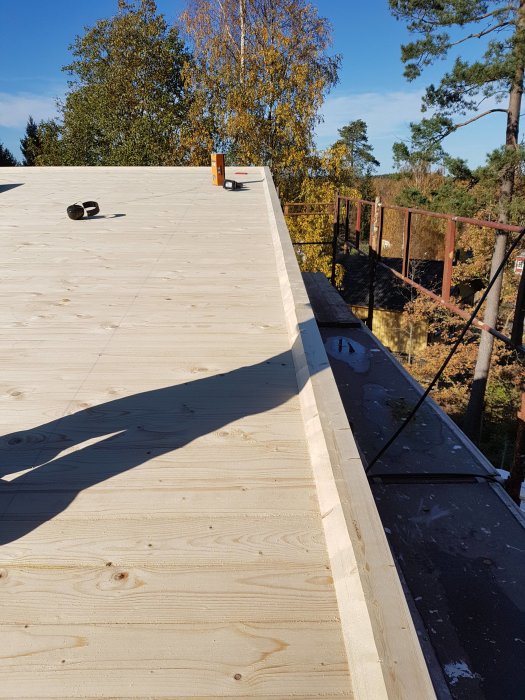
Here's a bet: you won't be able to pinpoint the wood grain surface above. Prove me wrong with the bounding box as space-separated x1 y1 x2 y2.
0 167 352 697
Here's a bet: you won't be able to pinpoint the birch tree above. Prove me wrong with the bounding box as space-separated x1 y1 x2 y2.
180 0 340 192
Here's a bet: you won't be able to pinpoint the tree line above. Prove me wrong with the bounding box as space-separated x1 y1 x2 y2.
2 0 379 200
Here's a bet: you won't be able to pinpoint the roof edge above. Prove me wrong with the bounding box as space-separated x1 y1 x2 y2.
262 167 436 700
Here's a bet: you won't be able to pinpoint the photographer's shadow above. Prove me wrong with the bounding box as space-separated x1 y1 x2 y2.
0 350 298 545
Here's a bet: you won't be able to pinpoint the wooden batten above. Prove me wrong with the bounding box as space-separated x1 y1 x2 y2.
263 167 436 699
211 152 225 186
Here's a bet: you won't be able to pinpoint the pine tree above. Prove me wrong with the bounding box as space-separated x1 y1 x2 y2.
0 143 18 166
32 120 66 166
389 0 525 440
336 120 380 177
20 116 42 166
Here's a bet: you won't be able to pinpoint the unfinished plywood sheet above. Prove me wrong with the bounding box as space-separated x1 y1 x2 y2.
0 167 349 698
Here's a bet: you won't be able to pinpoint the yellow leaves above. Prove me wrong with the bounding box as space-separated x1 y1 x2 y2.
401 290 523 438
452 221 521 308
283 164 359 286
286 215 335 280
181 0 339 181
320 142 348 182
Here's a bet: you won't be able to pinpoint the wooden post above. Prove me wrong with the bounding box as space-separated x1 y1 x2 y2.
370 196 381 254
505 393 525 505
211 153 225 186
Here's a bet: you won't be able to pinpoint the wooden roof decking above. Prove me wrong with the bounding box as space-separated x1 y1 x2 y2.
0 167 434 699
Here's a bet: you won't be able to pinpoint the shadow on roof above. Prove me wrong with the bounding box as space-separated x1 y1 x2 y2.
0 322 321 545
0 183 24 194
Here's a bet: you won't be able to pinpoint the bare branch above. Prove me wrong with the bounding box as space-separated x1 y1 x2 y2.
448 20 512 47
452 108 509 129
412 6 514 28
433 109 509 144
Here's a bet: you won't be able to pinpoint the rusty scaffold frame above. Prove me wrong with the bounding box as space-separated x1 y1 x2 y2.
285 196 525 352
284 194 525 503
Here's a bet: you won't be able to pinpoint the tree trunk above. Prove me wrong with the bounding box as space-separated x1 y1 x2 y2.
463 1 525 442
239 0 246 82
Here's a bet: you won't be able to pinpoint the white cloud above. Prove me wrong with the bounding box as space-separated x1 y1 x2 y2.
317 89 425 146
0 92 59 128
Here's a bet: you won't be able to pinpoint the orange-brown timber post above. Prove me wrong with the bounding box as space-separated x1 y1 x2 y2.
211 153 225 186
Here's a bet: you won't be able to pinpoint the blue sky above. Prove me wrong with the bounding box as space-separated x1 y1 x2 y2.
0 0 506 171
